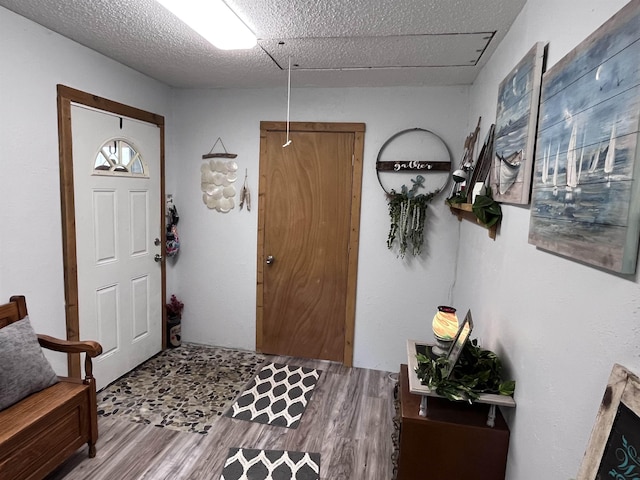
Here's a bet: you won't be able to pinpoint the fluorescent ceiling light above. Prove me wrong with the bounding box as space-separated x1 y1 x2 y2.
157 0 256 50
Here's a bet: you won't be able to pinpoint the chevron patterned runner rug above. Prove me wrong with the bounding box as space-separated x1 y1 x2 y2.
225 362 321 429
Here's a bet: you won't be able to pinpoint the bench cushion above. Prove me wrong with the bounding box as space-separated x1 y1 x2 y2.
0 316 59 410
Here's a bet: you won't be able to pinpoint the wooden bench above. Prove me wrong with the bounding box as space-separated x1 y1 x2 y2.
0 295 102 480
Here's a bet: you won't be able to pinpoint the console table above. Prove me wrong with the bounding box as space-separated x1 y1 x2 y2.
397 364 510 480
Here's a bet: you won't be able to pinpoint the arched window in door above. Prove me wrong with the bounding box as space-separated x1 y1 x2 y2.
94 138 147 177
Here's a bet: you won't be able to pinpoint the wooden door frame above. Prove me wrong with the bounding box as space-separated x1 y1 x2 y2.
256 121 365 367
56 84 166 378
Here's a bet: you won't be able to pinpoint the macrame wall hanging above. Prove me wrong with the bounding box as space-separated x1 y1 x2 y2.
201 137 238 213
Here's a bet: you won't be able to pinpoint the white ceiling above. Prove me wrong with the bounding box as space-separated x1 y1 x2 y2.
0 0 527 89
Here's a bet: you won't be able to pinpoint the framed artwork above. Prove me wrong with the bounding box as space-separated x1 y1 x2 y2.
528 0 640 274
443 310 473 379
576 364 640 479
490 42 547 204
468 124 495 201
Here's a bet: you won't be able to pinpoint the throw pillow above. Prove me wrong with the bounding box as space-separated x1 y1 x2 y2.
0 316 59 411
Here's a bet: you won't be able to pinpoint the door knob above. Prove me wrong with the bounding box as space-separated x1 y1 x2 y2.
266 255 275 265
154 254 163 262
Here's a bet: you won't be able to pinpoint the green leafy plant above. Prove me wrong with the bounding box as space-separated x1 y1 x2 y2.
446 190 468 205
386 175 437 257
472 186 502 228
415 339 515 402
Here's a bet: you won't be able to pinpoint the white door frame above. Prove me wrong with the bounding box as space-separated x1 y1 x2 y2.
57 84 166 378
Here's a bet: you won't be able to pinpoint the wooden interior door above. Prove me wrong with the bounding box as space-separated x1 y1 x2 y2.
257 122 365 365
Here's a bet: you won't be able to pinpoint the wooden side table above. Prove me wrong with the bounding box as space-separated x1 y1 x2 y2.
397 364 511 480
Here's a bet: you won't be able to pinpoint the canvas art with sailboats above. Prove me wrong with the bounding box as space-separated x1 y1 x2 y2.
528 0 640 274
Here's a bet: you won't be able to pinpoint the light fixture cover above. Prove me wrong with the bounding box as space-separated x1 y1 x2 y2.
157 0 256 50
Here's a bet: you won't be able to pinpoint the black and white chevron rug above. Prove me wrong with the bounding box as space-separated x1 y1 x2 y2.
225 362 321 429
220 448 320 480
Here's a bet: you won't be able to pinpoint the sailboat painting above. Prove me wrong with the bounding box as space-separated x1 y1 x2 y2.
528 0 640 274
490 42 546 205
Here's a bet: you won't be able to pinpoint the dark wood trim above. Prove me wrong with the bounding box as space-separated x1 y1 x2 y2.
159 119 167 350
57 85 164 126
57 87 80 377
343 129 365 367
256 121 365 367
56 84 166 377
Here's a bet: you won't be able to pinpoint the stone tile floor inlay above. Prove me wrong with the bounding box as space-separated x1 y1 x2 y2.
97 343 266 434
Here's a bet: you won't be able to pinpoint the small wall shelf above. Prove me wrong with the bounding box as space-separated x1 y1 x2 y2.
448 202 498 239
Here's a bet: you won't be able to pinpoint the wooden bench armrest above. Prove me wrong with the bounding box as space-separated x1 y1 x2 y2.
38 335 102 381
37 335 103 357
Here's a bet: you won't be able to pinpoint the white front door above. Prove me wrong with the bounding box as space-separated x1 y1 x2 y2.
71 104 162 390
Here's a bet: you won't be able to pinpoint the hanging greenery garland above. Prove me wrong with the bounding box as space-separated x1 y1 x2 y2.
375 128 452 258
386 175 436 257
415 339 516 403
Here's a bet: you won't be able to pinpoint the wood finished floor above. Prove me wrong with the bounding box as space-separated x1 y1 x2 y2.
47 355 397 480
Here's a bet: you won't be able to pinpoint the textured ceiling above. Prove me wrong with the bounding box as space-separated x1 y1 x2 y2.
0 0 527 88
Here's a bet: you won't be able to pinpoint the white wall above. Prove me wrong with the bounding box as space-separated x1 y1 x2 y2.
461 0 640 479
167 86 469 370
1 3 469 377
0 7 171 372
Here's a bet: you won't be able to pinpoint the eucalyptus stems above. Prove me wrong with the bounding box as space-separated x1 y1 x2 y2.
386 175 436 257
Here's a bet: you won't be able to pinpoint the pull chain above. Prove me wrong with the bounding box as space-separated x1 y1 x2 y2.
283 56 292 148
